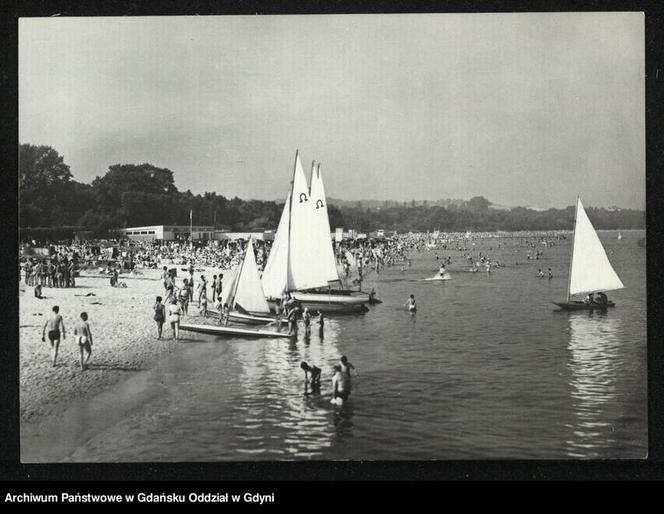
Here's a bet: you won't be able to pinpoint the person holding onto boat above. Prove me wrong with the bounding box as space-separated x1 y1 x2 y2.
74 311 93 371
287 302 302 336
584 292 595 304
405 294 417 312
153 296 166 339
596 292 608 306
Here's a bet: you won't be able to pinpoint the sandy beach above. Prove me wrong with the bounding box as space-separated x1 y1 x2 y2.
19 266 223 424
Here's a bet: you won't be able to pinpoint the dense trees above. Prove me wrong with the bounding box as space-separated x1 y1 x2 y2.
18 143 645 237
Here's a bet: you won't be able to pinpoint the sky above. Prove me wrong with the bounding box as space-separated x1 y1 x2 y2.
19 13 645 210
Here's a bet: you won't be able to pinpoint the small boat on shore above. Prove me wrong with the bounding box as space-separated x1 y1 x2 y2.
553 196 624 311
179 323 291 338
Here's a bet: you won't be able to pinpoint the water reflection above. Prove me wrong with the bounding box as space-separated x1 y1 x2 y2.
230 319 348 459
565 311 620 458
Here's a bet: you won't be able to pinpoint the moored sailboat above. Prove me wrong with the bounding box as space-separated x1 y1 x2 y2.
553 197 624 310
261 151 373 313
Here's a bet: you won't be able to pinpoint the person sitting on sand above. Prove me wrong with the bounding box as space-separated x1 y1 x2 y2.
153 296 166 339
34 283 43 299
167 298 183 340
74 312 93 371
42 305 65 367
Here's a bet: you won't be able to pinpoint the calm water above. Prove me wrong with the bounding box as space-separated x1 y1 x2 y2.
32 230 647 461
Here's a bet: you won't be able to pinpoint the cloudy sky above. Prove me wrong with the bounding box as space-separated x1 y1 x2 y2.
19 13 644 209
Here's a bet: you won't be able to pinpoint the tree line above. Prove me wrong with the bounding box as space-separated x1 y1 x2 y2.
19 144 645 239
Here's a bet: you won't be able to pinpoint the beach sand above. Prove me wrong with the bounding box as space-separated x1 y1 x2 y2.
19 266 223 424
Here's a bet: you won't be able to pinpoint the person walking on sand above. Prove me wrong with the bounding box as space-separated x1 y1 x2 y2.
179 279 190 315
42 305 65 367
153 296 166 339
167 298 183 340
74 312 93 371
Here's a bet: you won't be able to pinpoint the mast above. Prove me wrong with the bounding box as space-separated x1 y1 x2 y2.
566 195 579 303
285 150 298 295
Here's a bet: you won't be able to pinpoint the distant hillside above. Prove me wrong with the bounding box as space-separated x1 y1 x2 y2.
327 197 466 209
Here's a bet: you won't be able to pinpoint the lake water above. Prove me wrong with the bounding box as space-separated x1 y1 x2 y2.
31 230 647 461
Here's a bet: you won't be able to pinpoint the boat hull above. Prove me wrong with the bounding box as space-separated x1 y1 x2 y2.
206 310 288 326
268 298 369 314
179 323 291 338
552 301 616 311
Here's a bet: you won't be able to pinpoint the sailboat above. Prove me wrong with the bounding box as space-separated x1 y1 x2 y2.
553 197 624 310
179 239 290 338
261 151 373 313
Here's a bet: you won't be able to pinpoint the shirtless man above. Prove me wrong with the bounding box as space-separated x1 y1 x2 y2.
42 305 66 367
331 364 349 405
73 312 93 371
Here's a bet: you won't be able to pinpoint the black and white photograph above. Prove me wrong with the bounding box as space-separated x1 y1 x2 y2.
17 12 646 463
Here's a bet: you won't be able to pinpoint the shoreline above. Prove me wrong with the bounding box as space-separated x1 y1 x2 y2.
19 267 224 426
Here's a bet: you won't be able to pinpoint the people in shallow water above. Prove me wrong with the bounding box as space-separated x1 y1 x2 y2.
405 294 416 312
439 264 446 277
538 268 544 278
331 364 349 404
548 268 553 279
300 361 321 387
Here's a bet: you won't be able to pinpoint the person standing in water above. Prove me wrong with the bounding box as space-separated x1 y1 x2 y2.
317 312 325 337
340 355 356 397
303 307 311 335
73 312 93 371
42 305 66 367
300 361 321 387
405 294 417 312
331 364 349 405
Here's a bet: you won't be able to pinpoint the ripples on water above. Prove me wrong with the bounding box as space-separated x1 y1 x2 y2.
61 231 646 461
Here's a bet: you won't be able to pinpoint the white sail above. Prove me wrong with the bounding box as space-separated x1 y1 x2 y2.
309 164 341 284
287 153 328 291
232 239 271 314
261 190 291 299
568 198 624 296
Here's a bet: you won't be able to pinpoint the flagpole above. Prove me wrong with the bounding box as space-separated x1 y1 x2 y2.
190 208 193 246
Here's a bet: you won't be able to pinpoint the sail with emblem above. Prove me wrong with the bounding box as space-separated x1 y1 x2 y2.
309 163 342 284
286 153 327 291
